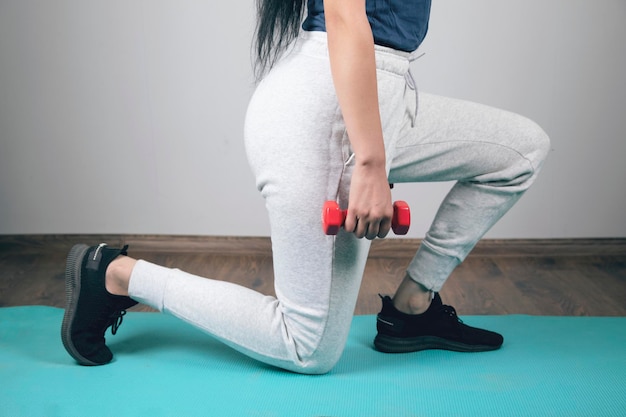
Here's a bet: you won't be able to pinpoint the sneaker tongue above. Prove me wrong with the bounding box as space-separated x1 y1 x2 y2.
430 292 444 309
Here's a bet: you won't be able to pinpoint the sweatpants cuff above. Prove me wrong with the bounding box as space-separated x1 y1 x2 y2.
128 260 171 311
406 243 460 292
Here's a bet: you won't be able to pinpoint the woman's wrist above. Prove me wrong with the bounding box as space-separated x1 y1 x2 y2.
353 148 386 169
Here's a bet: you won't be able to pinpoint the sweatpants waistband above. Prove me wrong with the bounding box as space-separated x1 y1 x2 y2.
296 30 414 77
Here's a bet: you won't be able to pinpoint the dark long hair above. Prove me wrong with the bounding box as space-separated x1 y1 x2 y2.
254 0 306 80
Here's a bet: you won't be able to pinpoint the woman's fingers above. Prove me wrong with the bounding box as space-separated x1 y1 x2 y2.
347 208 392 240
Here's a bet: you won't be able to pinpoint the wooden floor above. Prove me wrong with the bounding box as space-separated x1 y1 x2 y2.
1 235 625 316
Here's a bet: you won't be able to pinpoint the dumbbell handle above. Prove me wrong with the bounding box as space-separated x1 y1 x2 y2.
322 200 410 235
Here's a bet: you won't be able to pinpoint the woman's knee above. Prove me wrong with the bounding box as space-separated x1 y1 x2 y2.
281 316 349 375
290 347 344 375
513 114 551 174
526 119 551 171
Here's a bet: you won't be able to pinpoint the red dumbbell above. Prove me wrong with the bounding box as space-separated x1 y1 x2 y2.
322 200 411 235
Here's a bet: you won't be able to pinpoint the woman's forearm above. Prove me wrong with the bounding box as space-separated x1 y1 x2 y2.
324 0 393 239
324 0 385 168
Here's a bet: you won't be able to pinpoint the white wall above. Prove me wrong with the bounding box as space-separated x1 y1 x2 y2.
1 0 624 238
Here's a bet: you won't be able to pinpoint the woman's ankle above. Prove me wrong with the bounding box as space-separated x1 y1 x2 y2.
392 275 433 315
105 256 136 296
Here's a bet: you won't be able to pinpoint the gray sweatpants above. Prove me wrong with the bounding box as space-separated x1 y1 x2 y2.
128 31 550 374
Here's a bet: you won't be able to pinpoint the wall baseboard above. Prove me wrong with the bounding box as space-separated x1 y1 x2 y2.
1 235 625 258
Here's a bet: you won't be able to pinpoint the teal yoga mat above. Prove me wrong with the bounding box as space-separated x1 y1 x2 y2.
1 306 624 417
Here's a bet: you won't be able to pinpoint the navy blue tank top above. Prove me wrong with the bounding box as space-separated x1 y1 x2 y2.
302 0 431 52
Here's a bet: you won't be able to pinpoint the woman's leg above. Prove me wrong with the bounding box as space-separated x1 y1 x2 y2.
373 91 550 353
125 35 373 374
62 32 410 372
390 92 551 296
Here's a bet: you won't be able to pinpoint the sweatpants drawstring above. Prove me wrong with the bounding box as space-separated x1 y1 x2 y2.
404 52 425 127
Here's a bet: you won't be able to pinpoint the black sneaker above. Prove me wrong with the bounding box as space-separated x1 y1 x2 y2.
374 293 503 353
61 243 138 365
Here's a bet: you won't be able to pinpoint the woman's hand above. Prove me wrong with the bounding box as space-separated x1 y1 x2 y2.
344 162 393 239
325 0 392 239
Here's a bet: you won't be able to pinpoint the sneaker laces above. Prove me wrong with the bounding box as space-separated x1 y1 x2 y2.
440 305 464 325
108 310 128 335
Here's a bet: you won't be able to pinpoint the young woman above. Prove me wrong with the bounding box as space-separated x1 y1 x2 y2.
61 0 550 374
